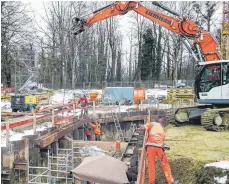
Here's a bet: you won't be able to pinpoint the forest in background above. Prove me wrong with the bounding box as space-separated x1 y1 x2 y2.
1 1 221 88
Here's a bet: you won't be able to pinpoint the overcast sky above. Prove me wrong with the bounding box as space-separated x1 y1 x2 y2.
27 0 133 49
27 0 134 68
26 1 223 68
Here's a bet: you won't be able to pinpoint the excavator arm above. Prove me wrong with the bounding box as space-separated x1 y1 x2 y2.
72 1 221 61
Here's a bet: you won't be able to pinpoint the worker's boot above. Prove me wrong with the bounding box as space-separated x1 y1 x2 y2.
173 180 179 184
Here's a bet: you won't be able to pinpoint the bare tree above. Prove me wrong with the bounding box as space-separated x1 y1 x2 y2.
116 34 123 81
192 1 220 32
1 1 32 87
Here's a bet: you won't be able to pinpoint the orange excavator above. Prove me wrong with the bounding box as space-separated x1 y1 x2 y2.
72 1 229 131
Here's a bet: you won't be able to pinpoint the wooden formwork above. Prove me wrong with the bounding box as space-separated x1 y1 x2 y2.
167 88 195 104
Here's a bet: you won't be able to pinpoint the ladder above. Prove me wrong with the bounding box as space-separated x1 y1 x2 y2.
111 106 124 142
106 94 124 142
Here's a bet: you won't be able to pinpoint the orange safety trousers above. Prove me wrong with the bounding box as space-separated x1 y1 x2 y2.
147 147 174 184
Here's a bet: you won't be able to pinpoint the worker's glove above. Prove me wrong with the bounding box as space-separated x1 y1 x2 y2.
162 144 170 151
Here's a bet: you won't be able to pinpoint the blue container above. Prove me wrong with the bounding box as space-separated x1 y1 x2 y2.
102 87 134 104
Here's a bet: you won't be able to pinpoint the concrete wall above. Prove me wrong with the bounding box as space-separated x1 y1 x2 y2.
72 140 127 152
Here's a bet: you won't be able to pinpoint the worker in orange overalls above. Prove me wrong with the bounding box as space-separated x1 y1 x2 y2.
142 120 179 184
89 121 101 141
83 125 92 141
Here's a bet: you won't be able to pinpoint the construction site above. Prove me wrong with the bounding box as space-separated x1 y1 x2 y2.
1 1 229 184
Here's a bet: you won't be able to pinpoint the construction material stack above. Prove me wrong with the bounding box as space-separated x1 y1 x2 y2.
167 88 195 105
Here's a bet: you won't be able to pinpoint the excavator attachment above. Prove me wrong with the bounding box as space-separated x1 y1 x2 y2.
71 17 86 35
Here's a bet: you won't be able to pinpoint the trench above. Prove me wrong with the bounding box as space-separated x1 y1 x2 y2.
1 120 144 184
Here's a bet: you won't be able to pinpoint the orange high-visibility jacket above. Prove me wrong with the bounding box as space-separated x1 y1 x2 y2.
85 128 92 136
89 123 101 135
145 122 165 146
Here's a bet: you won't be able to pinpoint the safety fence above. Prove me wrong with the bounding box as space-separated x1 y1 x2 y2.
42 80 195 90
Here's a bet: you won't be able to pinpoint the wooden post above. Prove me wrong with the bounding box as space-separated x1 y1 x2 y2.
157 99 159 110
73 93 76 116
6 118 10 146
52 108 55 126
73 100 76 116
32 110 36 134
148 108 150 123
73 101 76 116
93 101 95 118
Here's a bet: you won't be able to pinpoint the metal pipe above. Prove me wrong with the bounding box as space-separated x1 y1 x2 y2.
195 44 204 62
181 37 199 62
29 170 48 182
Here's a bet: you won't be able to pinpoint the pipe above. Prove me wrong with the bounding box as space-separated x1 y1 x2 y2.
181 37 199 62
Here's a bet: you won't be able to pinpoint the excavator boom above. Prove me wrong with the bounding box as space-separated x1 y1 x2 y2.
72 1 221 62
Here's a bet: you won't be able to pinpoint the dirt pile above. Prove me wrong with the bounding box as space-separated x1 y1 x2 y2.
154 157 206 184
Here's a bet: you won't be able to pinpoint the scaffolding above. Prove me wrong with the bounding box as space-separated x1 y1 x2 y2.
28 138 84 184
28 148 74 184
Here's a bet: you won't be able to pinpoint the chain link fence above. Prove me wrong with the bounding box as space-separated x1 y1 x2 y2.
42 80 195 90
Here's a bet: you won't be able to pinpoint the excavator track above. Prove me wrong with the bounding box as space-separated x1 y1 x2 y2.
201 108 229 131
174 105 212 126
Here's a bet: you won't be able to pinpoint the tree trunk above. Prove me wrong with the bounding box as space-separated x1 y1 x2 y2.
116 49 122 81
167 43 170 80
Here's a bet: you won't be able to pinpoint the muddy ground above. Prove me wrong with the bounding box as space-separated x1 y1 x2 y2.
145 125 229 184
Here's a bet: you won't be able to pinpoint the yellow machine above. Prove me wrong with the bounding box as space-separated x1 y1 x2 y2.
11 94 37 112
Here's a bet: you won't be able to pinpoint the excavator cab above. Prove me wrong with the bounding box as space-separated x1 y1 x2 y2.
195 60 229 105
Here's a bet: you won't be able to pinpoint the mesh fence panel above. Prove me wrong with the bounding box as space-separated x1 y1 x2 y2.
42 80 195 89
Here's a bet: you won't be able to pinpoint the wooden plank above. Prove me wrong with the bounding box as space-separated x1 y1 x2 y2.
37 117 94 148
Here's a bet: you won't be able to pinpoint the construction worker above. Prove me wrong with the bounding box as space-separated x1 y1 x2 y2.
83 125 92 141
141 121 178 184
76 95 89 117
89 121 101 141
